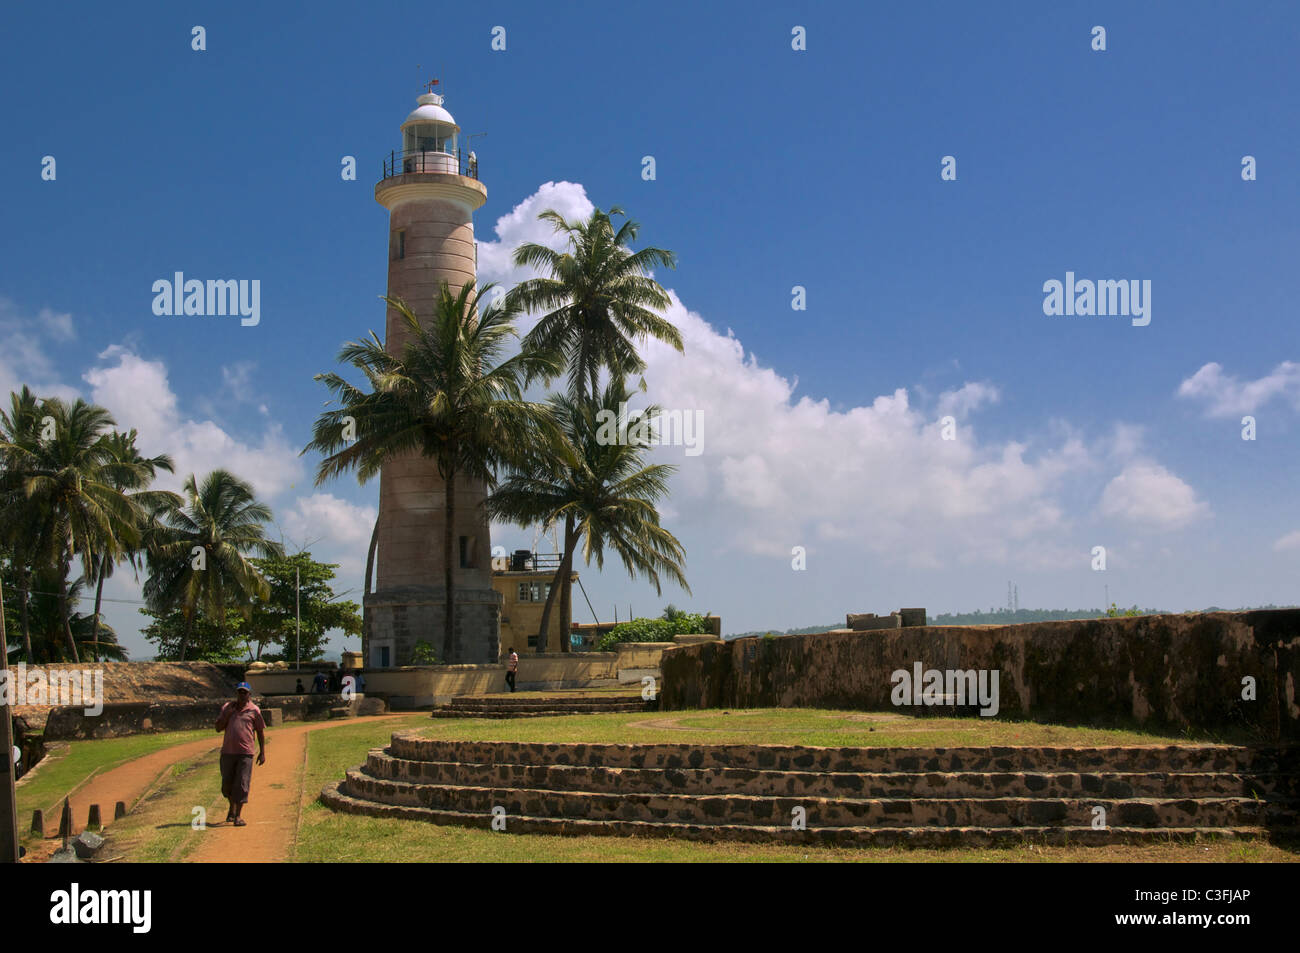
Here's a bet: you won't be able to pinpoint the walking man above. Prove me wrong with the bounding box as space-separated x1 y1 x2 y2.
214 682 265 826
506 647 518 692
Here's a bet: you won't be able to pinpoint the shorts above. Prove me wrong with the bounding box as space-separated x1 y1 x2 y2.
220 753 255 804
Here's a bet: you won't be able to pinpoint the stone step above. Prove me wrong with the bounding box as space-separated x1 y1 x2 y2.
430 706 647 719
448 697 649 710
321 781 1287 847
362 749 1298 799
387 735 1298 775
340 769 1300 829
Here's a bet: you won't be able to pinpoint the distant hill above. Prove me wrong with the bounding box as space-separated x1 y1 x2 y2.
724 604 1297 639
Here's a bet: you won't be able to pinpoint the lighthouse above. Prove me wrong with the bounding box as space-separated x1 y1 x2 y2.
364 88 501 667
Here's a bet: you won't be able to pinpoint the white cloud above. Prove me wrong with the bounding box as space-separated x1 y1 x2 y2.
83 346 304 499
1177 361 1300 417
1273 529 1300 552
281 493 377 578
936 381 999 418
37 307 75 342
0 298 80 403
474 182 1203 570
1098 463 1210 530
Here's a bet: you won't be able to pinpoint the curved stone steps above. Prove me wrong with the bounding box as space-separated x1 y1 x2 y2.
449 695 649 710
321 780 1283 847
430 706 647 719
387 735 1298 775
340 768 1299 828
361 748 1297 799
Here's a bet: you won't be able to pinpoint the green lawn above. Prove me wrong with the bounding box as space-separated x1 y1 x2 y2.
293 710 1298 864
15 728 216 841
407 707 1252 748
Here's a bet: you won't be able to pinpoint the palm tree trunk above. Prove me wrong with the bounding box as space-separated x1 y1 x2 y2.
442 470 456 664
558 514 576 654
57 552 80 663
179 610 193 662
362 516 378 652
18 568 33 661
90 554 107 664
535 559 563 653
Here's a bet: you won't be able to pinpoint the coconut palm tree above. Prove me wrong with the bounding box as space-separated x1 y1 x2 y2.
506 206 683 649
143 470 283 661
305 279 560 662
1 398 145 663
87 430 177 662
507 206 682 402
487 381 690 651
0 387 45 660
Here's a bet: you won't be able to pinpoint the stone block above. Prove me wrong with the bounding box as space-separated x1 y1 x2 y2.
73 830 105 859
846 613 901 631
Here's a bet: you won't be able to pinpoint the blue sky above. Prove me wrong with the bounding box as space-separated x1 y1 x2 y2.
2 1 1298 659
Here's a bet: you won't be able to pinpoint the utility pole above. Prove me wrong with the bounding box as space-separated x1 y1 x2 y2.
295 565 302 673
1 572 20 862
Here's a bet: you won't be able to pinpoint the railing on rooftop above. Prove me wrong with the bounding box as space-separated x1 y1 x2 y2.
382 149 479 180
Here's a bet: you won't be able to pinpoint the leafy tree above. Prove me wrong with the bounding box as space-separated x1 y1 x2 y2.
306 279 559 662
143 470 283 660
140 605 249 662
242 551 361 662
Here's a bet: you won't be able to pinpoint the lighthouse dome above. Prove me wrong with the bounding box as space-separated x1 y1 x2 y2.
402 93 459 132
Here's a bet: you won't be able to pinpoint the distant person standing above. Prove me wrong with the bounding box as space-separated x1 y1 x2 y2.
311 670 327 693
355 671 365 695
506 648 518 692
294 678 305 695
214 683 265 826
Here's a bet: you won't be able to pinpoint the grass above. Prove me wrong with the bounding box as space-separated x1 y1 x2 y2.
407 707 1255 748
291 710 1300 864
15 728 215 841
105 750 227 863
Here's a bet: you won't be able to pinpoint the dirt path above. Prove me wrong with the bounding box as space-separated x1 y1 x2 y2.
184 716 408 864
24 714 413 864
35 735 225 838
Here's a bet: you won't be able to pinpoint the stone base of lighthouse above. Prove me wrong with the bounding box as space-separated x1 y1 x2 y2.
365 585 502 667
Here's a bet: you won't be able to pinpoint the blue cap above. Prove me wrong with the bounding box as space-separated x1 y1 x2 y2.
236 682 252 692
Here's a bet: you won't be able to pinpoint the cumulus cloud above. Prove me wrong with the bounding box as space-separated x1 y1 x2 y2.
82 345 304 498
1098 463 1209 530
1177 361 1300 417
475 181 1204 569
281 493 377 577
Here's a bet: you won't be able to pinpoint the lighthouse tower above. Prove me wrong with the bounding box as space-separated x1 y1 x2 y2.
365 88 501 667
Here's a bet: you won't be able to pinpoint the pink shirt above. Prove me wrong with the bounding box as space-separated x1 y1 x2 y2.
219 701 265 755
508 652 518 673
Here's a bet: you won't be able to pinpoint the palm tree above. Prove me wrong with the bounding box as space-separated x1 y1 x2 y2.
488 381 690 650
505 206 683 650
305 279 560 662
0 387 45 660
143 470 283 661
21 570 129 662
1 398 143 663
508 206 682 401
88 430 177 662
